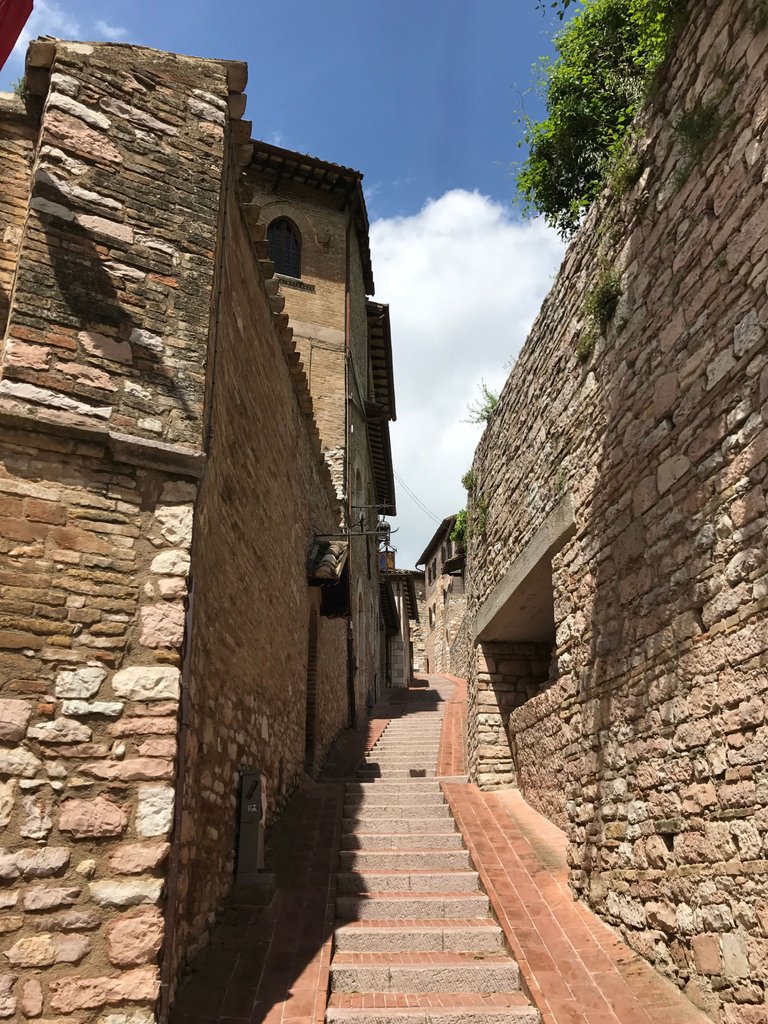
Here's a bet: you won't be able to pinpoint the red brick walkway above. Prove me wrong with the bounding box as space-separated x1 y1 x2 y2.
433 674 468 777
443 783 711 1024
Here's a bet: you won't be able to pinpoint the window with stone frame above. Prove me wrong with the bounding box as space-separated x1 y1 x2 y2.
267 217 301 278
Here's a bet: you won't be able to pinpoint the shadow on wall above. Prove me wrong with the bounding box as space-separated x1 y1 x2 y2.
23 170 197 423
0 279 9 337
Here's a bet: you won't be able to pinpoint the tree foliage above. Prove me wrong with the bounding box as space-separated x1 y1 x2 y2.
519 0 686 236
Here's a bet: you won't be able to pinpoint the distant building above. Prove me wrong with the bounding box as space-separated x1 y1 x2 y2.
417 516 466 674
380 566 421 687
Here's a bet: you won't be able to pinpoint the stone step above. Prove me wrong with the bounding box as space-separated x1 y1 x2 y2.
364 760 440 767
367 752 441 758
335 893 490 921
337 870 480 895
339 849 472 871
357 770 437 779
370 749 442 757
346 786 442 794
341 832 466 851
344 794 446 809
329 953 520 993
363 759 439 767
344 804 451 820
376 734 442 739
326 996 540 1024
334 920 504 953
342 817 457 835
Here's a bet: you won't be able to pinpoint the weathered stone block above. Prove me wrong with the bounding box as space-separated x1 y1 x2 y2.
136 785 174 837
106 907 163 966
55 665 107 699
0 700 31 741
108 842 170 875
111 667 180 702
89 880 163 907
48 966 160 1012
59 796 128 838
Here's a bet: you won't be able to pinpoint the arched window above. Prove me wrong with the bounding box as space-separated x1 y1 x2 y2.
267 217 301 278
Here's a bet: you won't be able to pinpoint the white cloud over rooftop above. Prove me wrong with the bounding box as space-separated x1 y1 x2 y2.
370 188 565 567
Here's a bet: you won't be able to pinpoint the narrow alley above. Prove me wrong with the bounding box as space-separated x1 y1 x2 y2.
169 678 711 1024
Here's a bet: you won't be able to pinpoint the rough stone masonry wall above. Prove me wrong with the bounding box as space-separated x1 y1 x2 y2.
0 41 228 1024
2 45 227 449
0 428 192 1023
170 151 348 977
466 1 768 1018
0 96 37 337
447 612 471 681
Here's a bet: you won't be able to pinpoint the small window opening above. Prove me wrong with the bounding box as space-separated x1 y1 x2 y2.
267 217 301 278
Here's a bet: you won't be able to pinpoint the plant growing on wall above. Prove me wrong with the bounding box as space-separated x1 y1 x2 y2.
519 0 688 236
464 381 500 425
454 470 490 543
451 509 468 545
576 262 623 363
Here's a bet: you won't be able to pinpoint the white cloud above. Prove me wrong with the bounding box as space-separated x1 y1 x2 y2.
370 189 566 568
94 19 129 40
10 0 80 65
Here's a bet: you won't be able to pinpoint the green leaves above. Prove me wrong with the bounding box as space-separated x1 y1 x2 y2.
536 0 575 20
519 0 686 236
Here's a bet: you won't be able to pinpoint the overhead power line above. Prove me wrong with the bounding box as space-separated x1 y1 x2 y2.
393 472 443 524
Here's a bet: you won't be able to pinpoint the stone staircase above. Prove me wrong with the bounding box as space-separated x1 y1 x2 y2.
326 690 540 1024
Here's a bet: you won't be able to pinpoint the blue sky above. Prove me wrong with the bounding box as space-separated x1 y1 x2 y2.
3 0 566 219
3 0 574 565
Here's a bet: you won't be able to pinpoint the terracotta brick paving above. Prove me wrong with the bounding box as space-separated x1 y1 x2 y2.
442 781 712 1024
432 674 468 777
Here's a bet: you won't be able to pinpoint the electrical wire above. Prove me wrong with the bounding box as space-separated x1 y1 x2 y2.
393 471 443 524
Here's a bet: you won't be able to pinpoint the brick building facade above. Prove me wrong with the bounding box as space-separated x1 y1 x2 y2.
0 37 396 1023
243 147 397 720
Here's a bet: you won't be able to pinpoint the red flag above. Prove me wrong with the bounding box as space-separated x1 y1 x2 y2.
0 0 33 73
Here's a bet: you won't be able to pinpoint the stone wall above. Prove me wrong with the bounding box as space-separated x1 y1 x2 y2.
468 642 551 791
0 426 191 1023
425 573 466 675
0 95 36 336
2 44 228 449
465 1 768 1016
244 166 388 717
170 152 348 975
0 39 351 1024
0 41 224 1024
447 611 471 680
411 575 427 673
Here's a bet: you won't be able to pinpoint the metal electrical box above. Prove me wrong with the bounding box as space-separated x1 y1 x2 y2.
236 769 265 883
